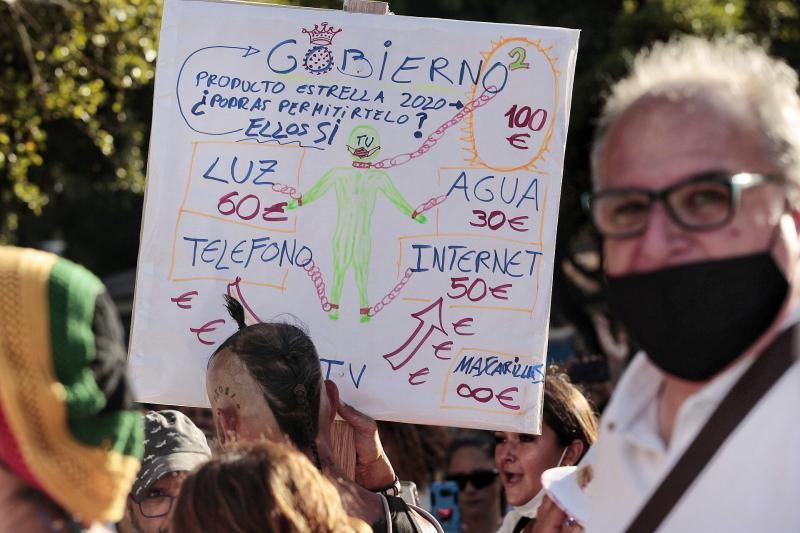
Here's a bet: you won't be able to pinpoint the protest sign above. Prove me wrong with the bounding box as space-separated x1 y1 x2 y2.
130 0 579 432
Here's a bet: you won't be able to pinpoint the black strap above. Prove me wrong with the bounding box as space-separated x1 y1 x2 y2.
513 516 533 533
624 326 796 533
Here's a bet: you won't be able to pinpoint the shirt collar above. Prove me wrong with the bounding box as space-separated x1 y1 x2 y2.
603 348 757 454
602 299 800 453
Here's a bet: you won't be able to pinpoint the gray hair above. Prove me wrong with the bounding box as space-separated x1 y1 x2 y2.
591 34 800 185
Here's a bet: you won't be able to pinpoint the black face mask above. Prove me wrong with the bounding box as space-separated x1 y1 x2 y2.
606 252 788 381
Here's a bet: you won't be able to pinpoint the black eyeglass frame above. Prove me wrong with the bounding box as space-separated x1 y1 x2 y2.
581 171 783 239
131 494 175 519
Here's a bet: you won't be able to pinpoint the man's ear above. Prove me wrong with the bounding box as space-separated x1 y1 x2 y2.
324 379 340 423
563 439 586 467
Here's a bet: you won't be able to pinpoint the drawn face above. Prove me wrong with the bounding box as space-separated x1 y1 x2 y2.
597 93 790 278
447 446 501 524
346 125 381 161
494 427 564 507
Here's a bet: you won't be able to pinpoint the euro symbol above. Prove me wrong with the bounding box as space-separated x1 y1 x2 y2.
408 367 430 385
452 317 474 336
190 319 225 346
433 340 454 360
506 133 530 150
171 290 198 310
496 386 520 411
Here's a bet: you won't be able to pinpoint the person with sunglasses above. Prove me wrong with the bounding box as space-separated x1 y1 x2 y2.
534 36 800 532
118 410 211 533
445 432 504 532
496 372 598 533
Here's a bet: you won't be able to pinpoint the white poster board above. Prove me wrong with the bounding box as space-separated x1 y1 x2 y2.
130 0 579 433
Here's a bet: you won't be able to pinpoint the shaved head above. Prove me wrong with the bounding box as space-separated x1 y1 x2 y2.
206 349 286 447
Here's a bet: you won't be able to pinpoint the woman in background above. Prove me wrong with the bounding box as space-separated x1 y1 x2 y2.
445 432 503 532
495 372 598 533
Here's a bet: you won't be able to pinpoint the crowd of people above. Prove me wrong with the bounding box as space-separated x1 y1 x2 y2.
1 32 799 532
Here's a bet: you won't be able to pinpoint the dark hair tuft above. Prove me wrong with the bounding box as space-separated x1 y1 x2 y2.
224 294 247 330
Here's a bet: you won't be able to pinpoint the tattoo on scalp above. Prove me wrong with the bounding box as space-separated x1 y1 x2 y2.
213 384 240 410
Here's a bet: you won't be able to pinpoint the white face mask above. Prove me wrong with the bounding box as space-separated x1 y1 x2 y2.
508 447 571 515
555 446 568 467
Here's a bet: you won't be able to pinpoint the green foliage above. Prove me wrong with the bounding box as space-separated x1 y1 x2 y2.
1 0 161 215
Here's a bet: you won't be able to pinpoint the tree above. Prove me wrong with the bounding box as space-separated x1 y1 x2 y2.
0 0 289 274
1 0 162 272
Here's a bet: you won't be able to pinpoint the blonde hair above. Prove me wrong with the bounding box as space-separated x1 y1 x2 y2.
171 442 370 533
592 34 800 183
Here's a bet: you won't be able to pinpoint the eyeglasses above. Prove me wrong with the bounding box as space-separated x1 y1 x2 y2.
134 494 175 518
581 172 781 239
446 469 498 490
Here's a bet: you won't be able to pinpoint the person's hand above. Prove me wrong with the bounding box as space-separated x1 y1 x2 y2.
337 402 396 490
531 496 584 533
286 199 299 210
414 213 427 224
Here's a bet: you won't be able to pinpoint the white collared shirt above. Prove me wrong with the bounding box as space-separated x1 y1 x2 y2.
579 339 800 533
496 490 545 533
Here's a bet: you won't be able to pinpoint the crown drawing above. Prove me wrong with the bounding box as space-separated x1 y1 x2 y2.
302 22 342 46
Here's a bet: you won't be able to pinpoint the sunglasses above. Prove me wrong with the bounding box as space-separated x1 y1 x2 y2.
446 469 499 490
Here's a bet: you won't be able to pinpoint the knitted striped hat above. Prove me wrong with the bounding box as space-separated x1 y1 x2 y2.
0 246 143 523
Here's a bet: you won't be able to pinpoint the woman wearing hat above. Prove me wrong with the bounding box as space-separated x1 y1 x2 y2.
0 246 144 532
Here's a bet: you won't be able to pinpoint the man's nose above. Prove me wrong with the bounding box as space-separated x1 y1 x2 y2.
635 201 683 268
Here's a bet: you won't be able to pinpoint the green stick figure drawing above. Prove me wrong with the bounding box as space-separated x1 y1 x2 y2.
287 125 427 323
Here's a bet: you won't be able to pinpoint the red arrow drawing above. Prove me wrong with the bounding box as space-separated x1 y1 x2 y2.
227 276 263 323
383 297 447 370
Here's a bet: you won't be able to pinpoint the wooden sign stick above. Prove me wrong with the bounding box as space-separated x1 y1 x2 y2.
331 419 357 480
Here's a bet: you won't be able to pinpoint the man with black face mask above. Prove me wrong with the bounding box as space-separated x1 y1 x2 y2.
534 36 800 532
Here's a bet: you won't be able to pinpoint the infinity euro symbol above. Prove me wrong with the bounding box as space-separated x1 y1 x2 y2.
506 133 530 150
